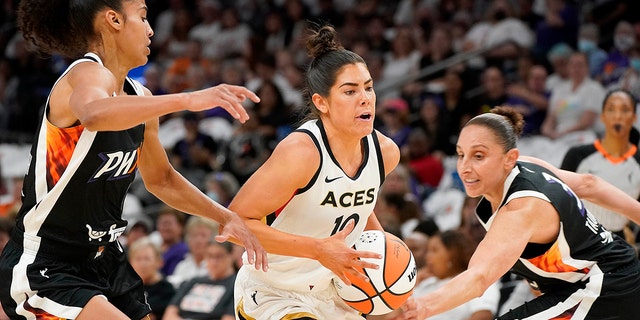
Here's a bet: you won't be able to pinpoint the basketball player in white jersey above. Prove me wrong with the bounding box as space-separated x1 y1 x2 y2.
0 1 266 319
230 25 401 319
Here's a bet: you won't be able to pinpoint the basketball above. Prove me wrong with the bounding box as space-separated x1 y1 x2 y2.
333 230 417 315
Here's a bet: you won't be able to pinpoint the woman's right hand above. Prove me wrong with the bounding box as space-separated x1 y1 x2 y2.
317 221 382 285
185 84 259 123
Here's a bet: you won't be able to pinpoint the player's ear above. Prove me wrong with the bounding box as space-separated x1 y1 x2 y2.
106 9 123 30
505 148 519 169
312 93 328 114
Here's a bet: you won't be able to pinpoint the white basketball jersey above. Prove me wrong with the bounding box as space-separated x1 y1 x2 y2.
242 119 385 292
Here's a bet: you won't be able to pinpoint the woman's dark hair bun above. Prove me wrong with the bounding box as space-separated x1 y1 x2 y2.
490 106 525 138
306 25 344 59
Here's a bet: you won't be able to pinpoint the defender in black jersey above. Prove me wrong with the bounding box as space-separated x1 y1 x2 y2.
403 107 640 320
1 1 265 319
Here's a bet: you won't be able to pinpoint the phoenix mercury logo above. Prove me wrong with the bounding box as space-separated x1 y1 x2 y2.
90 148 140 182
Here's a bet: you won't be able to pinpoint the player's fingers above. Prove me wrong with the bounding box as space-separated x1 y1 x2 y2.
353 258 379 271
346 267 370 283
355 249 382 260
337 272 352 286
234 86 261 103
213 86 248 123
335 220 355 239
215 233 230 243
259 247 269 272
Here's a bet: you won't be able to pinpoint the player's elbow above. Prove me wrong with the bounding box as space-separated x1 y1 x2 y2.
467 270 495 299
142 168 174 196
576 173 600 199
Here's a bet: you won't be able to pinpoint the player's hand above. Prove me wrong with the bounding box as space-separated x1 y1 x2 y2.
185 84 259 123
317 220 382 286
216 213 268 272
388 297 419 320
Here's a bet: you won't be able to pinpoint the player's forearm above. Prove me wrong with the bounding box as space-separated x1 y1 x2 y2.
578 174 640 225
417 269 488 317
242 219 321 259
147 168 233 224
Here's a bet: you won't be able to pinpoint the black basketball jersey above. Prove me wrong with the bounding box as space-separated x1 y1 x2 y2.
476 161 637 293
15 53 145 252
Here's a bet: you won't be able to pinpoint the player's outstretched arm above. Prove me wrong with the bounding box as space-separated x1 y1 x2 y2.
66 63 258 131
138 116 267 271
520 156 640 225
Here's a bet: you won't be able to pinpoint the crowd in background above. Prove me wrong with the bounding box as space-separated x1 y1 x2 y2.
1 0 640 319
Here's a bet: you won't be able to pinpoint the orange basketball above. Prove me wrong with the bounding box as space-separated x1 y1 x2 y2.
333 230 417 315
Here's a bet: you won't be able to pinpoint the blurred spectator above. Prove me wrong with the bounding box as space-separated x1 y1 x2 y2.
129 237 176 320
283 0 312 56
168 216 220 289
375 164 423 225
120 192 153 250
363 15 391 56
221 108 272 184
532 0 579 60
419 25 455 91
379 26 421 100
157 8 196 64
163 241 237 320
143 63 168 96
188 0 221 60
545 42 573 91
170 111 220 181
403 128 445 192
377 97 413 149
151 0 189 58
251 80 296 145
413 230 500 320
475 66 509 114
410 94 453 158
405 218 440 284
457 195 484 246
261 9 289 55
599 20 635 88
438 69 476 155
577 23 608 79
245 53 302 109
203 171 240 208
462 0 534 66
152 206 189 277
582 0 640 51
615 45 640 98
377 192 422 240
505 64 550 135
163 39 213 94
207 6 252 60
3 34 57 140
541 52 605 140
